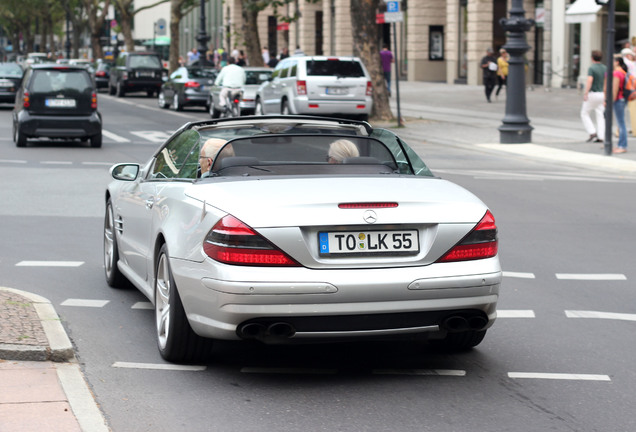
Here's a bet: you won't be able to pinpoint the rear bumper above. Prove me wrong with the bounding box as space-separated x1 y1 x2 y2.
123 79 163 92
17 110 102 139
292 97 373 116
170 257 501 343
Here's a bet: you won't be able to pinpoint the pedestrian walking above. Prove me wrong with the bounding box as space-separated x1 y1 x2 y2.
480 48 498 103
607 55 628 153
380 45 394 97
621 47 636 136
495 48 509 100
581 50 606 143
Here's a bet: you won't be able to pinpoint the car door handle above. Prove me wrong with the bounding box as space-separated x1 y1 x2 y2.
145 198 154 209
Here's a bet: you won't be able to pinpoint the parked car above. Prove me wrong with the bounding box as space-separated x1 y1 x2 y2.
0 62 24 105
13 64 102 147
94 61 113 91
158 66 217 111
208 67 272 117
254 56 373 121
69 58 95 74
103 115 501 363
108 52 164 97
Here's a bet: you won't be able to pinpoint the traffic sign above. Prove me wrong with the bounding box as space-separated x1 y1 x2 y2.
386 1 400 13
383 11 404 23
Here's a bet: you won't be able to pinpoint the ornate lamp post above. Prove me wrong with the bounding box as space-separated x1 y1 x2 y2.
196 0 210 65
498 0 535 143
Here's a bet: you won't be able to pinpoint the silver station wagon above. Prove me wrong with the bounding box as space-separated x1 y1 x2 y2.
254 56 373 121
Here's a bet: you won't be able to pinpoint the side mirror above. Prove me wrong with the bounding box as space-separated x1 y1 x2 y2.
110 163 140 181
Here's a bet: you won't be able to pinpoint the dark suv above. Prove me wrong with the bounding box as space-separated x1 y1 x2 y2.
12 64 102 148
109 52 164 97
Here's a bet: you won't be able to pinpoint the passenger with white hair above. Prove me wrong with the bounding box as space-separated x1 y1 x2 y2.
327 139 359 164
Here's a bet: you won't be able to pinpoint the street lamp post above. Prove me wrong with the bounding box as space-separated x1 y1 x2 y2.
498 0 535 143
65 11 71 59
597 0 615 156
196 0 210 65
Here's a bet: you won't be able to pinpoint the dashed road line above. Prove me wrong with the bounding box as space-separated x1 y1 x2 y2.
41 161 73 165
81 161 116 167
498 310 535 318
556 273 626 281
373 369 466 376
131 131 172 143
16 261 84 267
508 372 611 381
565 310 636 322
132 302 153 310
503 271 536 279
102 129 131 143
112 362 206 371
60 299 110 308
0 159 27 164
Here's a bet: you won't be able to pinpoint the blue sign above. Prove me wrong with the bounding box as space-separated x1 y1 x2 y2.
386 1 399 12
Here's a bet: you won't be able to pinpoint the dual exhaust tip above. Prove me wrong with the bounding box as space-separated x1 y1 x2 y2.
442 314 488 332
238 322 296 340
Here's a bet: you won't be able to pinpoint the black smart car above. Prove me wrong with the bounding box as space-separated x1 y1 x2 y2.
12 64 102 147
0 62 24 105
109 52 164 97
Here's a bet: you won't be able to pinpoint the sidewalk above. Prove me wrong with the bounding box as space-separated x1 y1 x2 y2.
0 288 109 432
386 81 636 175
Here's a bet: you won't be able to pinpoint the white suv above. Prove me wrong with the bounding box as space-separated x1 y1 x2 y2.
254 56 373 121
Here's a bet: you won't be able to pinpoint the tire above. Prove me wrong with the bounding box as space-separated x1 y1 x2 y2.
433 330 487 352
158 91 170 109
108 82 115 95
209 97 220 118
147 89 155 97
90 133 102 148
358 114 369 122
104 199 127 288
116 81 125 98
254 99 264 116
14 125 26 147
231 102 240 118
155 244 213 363
281 99 290 115
172 93 182 111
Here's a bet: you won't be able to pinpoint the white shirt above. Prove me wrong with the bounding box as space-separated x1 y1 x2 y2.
624 57 636 76
214 64 246 88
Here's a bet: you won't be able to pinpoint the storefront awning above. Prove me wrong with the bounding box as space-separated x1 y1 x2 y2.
565 0 602 23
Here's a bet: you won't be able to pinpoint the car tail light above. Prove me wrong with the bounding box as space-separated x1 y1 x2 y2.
366 81 373 96
184 81 200 88
203 215 300 266
296 80 307 95
96 70 106 77
91 92 98 109
23 91 30 108
437 211 498 263
339 202 398 209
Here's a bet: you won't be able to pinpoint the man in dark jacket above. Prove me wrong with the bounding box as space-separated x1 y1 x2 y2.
480 47 498 103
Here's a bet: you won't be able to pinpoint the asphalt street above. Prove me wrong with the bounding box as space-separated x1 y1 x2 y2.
1 81 636 431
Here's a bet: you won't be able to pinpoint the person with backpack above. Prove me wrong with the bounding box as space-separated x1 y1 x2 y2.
607 55 628 153
621 48 636 136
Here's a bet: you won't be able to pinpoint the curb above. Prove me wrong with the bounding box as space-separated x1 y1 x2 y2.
0 287 75 362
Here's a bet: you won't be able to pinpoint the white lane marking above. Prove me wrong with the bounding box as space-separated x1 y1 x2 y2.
41 161 73 165
60 299 110 308
82 162 116 166
556 273 626 281
497 310 535 318
508 372 611 381
373 369 466 376
102 129 131 143
565 310 636 322
16 261 84 267
0 159 27 164
112 362 206 371
132 301 153 310
241 367 338 375
131 131 172 143
503 271 536 279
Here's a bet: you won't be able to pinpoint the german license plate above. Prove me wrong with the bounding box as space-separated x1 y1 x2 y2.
45 98 76 108
0 79 13 87
138 71 153 77
319 230 419 256
326 87 347 95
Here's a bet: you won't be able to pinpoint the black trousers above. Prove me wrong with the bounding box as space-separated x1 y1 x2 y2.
484 76 496 101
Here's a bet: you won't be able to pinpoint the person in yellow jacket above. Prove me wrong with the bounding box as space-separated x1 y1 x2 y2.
495 48 509 100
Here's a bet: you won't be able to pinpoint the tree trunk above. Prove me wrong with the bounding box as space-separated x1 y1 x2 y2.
350 0 393 121
241 2 263 67
169 0 185 73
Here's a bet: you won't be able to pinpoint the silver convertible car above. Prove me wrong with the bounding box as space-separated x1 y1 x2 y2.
104 116 501 363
